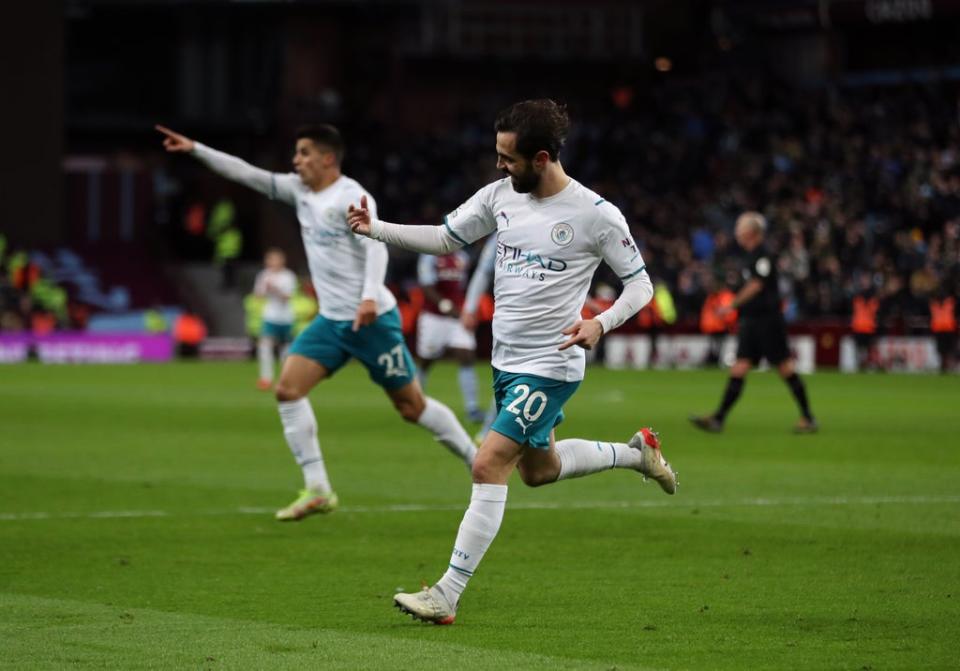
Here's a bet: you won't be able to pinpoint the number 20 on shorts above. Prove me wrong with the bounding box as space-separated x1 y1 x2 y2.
505 384 548 422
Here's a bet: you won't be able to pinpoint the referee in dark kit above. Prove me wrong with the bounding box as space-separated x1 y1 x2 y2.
690 212 818 434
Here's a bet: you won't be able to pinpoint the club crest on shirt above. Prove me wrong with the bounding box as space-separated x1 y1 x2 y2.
323 208 342 225
550 222 574 247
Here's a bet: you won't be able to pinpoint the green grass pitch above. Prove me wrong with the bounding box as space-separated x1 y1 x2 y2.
1 361 958 670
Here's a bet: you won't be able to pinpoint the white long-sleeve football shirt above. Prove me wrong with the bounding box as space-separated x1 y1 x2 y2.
371 177 652 381
193 142 396 321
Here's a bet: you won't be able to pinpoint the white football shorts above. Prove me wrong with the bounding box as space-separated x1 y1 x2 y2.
416 311 477 359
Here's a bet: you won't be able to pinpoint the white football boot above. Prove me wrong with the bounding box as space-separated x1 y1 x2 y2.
394 585 457 625
629 427 678 495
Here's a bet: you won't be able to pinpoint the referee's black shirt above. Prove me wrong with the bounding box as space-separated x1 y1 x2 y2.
739 245 780 318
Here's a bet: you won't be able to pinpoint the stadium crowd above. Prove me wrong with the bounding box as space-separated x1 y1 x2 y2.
345 78 960 329
7 79 959 342
0 234 70 334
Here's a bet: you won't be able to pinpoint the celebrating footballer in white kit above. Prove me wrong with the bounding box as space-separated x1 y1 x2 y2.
348 99 677 625
157 123 476 522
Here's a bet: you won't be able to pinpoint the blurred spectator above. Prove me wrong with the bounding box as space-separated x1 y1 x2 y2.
173 311 208 357
0 242 71 334
851 274 881 371
929 288 958 373
699 274 737 366
208 198 242 289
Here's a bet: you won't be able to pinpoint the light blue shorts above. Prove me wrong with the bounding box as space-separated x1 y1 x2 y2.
261 321 293 343
490 368 581 449
289 308 417 390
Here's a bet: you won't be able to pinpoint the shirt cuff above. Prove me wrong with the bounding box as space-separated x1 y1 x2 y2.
595 313 613 335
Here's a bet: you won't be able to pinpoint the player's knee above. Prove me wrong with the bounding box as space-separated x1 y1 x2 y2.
470 460 490 483
471 454 505 484
398 405 421 423
394 396 425 423
274 380 304 403
516 463 552 487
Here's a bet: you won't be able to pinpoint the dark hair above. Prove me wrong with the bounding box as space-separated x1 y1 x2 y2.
295 124 345 164
494 99 570 161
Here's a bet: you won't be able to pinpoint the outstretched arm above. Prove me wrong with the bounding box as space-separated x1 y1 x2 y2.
156 125 297 205
348 196 465 255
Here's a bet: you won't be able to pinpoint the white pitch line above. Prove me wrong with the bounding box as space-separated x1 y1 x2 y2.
2 495 959 522
0 510 170 521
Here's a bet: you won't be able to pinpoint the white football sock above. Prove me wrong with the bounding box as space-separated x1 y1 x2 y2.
436 483 508 604
417 397 477 465
457 364 479 414
555 438 643 481
277 398 331 493
257 338 275 382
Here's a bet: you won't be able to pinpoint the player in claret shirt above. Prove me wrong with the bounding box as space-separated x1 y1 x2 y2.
415 250 485 422
348 99 677 624
158 123 476 522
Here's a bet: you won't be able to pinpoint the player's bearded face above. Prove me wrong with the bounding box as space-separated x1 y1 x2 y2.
496 132 541 194
506 160 541 193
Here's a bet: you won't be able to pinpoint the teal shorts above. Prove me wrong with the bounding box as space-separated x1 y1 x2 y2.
289 308 417 390
261 321 293 343
490 368 581 449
